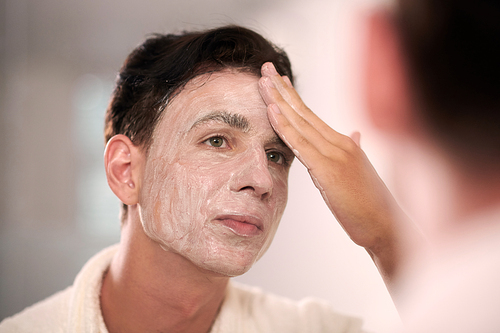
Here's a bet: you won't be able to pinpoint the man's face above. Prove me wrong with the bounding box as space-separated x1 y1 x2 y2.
138 70 293 276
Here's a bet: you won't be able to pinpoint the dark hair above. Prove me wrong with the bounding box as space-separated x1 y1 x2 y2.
105 25 293 149
396 0 500 167
104 25 293 220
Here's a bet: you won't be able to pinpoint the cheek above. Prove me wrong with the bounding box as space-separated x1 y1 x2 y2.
146 158 230 222
272 172 289 211
140 161 180 241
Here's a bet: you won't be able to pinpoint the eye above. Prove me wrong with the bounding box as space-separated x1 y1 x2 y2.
204 136 227 148
266 151 285 165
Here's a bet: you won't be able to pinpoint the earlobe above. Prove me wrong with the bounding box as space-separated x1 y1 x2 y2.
365 11 413 135
104 134 143 206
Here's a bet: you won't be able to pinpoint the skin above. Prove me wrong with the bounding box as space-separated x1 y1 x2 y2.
101 70 294 333
139 70 293 277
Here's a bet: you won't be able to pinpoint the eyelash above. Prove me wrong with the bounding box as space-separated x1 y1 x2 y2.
203 135 230 149
203 135 289 166
266 150 288 166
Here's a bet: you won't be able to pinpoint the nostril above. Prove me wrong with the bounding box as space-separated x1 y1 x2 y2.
238 185 271 200
260 192 270 200
240 186 254 192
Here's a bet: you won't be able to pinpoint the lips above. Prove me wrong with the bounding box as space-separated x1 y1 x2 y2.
214 214 264 237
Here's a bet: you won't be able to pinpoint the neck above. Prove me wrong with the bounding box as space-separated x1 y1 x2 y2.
100 208 229 333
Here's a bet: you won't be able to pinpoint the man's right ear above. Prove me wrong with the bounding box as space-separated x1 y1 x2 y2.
104 134 144 206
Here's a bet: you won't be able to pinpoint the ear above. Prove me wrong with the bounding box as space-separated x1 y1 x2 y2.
365 11 413 135
104 134 144 206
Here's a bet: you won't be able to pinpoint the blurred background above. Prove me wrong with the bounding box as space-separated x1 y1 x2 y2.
0 0 400 331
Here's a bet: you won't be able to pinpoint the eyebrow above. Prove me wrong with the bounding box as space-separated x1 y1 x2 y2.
189 110 292 156
189 111 250 132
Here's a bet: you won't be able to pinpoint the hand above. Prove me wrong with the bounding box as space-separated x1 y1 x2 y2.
258 62 405 283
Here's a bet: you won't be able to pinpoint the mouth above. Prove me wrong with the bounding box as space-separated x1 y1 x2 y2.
214 214 264 237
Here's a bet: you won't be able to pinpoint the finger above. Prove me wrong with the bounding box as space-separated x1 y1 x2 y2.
282 75 293 88
259 75 352 155
261 63 309 116
267 103 344 172
260 77 333 152
262 63 318 122
260 63 348 147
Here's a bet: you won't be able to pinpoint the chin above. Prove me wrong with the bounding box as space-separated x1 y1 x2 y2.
145 222 273 277
194 249 261 277
204 263 253 277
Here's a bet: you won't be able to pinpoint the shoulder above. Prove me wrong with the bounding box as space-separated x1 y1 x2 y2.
214 281 364 333
0 287 73 333
401 214 500 332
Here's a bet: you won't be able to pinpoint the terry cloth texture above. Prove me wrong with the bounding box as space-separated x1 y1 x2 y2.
0 245 364 333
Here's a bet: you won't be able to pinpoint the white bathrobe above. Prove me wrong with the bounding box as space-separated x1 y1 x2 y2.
0 245 363 333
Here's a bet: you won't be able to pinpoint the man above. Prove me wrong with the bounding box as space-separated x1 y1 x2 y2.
259 0 500 331
0 25 372 332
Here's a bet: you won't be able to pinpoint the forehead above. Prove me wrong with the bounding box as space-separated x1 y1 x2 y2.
155 70 270 134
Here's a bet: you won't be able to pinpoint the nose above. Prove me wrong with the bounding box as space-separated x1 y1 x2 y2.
229 148 273 200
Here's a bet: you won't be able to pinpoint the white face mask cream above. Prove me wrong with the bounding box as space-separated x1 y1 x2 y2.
138 71 293 276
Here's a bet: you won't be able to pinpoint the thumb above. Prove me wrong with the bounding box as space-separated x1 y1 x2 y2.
350 131 361 147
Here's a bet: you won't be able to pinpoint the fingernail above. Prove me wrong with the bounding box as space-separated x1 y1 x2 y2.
263 62 279 76
270 103 281 115
283 76 293 88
